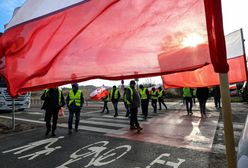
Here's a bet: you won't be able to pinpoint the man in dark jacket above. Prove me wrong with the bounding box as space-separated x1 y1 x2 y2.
158 86 167 110
66 83 84 134
109 85 120 117
213 85 221 108
41 87 65 136
126 80 142 132
196 87 209 118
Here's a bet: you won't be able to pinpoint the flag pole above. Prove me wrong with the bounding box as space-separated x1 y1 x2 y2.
219 73 236 168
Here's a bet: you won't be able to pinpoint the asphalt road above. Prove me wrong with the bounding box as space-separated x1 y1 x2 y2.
0 100 247 168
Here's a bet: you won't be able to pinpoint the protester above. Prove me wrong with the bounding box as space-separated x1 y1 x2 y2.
41 87 65 136
126 80 142 132
213 85 221 108
183 87 193 115
196 87 209 118
101 93 110 113
66 83 84 134
123 88 130 117
109 85 120 117
139 84 149 119
158 86 167 110
151 87 158 113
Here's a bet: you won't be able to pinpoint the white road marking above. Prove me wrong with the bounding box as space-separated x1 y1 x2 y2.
80 120 127 128
59 123 127 134
0 116 127 135
218 122 245 130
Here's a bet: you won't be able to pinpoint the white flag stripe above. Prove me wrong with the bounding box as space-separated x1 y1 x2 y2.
225 29 244 59
6 0 86 29
80 120 127 127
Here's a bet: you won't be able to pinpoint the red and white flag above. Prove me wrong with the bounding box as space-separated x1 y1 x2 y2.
162 29 247 88
0 0 227 97
90 87 109 100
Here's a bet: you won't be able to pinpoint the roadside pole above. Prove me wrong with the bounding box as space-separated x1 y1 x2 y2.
219 73 236 168
12 98 15 131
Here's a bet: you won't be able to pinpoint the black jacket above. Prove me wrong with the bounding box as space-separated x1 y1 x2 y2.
41 88 65 111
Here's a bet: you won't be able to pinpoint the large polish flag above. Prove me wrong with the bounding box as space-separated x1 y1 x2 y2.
0 0 227 97
162 29 247 88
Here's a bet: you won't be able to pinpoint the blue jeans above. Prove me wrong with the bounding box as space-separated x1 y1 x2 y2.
68 106 81 130
124 102 130 116
112 101 118 115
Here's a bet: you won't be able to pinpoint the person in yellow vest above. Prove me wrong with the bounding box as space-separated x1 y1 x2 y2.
101 92 110 113
158 86 168 110
123 88 130 117
41 87 65 136
183 87 193 115
150 87 158 113
139 84 149 120
126 80 142 132
66 83 84 134
109 85 120 117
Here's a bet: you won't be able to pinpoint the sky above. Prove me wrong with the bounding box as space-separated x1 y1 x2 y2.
0 0 247 87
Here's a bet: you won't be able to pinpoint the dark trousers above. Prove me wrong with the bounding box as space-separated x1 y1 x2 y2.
214 97 221 108
158 98 167 110
185 97 192 114
102 101 109 113
192 96 196 104
198 99 207 115
151 99 157 113
124 102 130 117
130 107 140 128
141 99 149 118
45 110 59 132
68 107 81 130
112 101 118 115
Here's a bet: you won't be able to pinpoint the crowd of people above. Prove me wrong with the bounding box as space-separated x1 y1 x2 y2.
41 83 84 136
183 86 221 118
41 82 221 136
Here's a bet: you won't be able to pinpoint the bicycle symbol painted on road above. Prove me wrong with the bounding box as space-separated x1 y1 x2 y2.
2 136 64 160
2 137 131 167
2 137 185 168
57 141 131 168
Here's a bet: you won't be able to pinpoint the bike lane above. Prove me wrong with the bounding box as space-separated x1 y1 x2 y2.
0 127 226 168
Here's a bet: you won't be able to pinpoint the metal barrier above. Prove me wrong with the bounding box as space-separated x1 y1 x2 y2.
31 98 43 105
237 115 248 168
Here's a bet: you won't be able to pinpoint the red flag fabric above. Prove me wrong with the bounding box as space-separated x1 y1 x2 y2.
1 0 227 97
162 29 247 88
90 87 109 100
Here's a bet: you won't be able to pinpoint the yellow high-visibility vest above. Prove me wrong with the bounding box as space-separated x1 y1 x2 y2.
158 90 164 98
110 89 119 99
69 90 81 106
183 88 192 97
139 88 148 99
127 87 133 105
151 90 158 100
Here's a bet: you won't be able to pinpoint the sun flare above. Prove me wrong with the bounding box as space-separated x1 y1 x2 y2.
182 33 204 47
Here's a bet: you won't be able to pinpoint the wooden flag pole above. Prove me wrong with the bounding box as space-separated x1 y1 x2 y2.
219 73 236 168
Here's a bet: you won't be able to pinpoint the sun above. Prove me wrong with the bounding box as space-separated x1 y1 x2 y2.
182 33 204 47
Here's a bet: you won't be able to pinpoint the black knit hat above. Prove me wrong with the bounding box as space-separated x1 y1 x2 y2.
130 80 136 85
